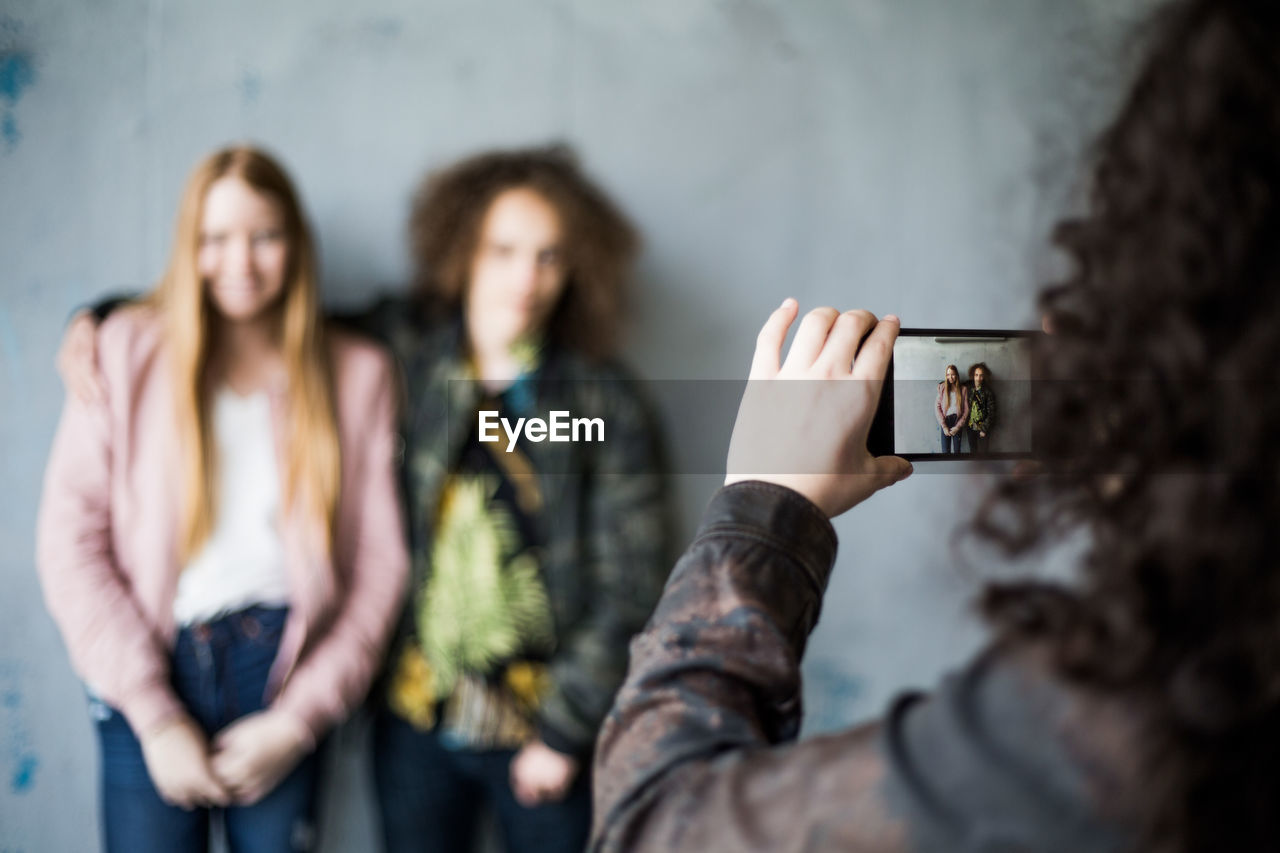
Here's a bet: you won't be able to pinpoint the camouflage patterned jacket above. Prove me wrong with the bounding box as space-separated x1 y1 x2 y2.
351 297 674 757
591 482 1134 852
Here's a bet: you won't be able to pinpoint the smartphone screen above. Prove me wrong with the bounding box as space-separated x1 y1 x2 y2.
867 328 1040 460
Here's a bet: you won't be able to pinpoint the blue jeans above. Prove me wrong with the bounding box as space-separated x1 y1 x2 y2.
372 708 591 853
93 606 322 853
941 414 962 453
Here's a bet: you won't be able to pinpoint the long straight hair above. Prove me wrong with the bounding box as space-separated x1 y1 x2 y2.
943 363 962 411
153 145 339 562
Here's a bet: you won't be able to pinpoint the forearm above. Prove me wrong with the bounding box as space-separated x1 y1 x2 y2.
324 293 421 346
84 292 139 322
591 481 837 849
74 290 406 345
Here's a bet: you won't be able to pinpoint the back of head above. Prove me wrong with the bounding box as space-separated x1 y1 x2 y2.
976 1 1280 849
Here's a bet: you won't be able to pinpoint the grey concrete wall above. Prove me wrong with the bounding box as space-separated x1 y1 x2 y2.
893 335 1033 454
1 1 1155 849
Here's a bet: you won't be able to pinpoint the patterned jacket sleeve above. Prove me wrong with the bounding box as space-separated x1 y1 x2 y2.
590 481 1134 853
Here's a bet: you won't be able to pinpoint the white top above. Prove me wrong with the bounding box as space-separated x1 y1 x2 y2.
172 389 291 626
944 388 959 418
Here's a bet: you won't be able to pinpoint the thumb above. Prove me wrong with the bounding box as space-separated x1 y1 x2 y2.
870 455 913 488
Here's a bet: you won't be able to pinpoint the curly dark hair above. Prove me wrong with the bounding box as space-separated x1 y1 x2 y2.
407 144 638 359
975 0 1280 850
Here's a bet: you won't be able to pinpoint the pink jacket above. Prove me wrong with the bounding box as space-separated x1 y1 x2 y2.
935 381 970 430
36 305 409 748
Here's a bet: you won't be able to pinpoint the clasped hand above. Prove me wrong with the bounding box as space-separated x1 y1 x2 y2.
139 709 311 810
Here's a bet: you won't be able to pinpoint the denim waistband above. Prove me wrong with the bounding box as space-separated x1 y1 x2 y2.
175 605 289 648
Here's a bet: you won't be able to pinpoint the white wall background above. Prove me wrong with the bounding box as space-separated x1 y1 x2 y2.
0 0 1157 849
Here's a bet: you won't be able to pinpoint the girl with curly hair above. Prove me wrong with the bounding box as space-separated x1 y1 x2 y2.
592 1 1280 851
966 362 996 454
364 146 672 853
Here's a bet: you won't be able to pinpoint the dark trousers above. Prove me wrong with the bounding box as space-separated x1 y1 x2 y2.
372 708 591 853
968 427 990 455
941 414 962 453
93 606 322 853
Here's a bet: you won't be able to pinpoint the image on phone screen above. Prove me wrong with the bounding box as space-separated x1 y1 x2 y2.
867 328 1039 461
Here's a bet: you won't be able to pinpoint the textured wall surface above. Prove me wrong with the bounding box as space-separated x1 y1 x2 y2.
1 1 1154 849
893 335 1033 454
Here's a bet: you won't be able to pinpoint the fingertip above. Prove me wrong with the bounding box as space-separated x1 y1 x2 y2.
884 314 900 324
770 298 798 321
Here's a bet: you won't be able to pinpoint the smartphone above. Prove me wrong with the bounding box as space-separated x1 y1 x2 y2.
866 328 1041 461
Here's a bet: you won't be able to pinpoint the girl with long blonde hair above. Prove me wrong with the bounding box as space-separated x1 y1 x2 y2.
37 145 408 852
935 362 968 453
